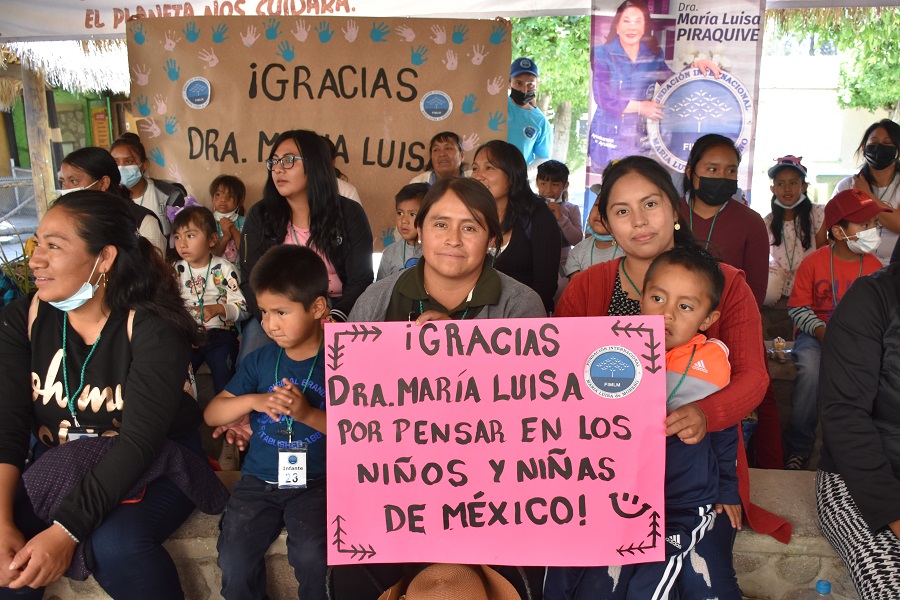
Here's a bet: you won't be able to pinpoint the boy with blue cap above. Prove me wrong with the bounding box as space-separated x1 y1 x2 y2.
508 57 552 169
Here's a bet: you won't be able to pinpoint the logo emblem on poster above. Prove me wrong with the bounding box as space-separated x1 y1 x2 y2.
420 91 452 121
584 346 642 399
182 77 211 109
647 68 752 172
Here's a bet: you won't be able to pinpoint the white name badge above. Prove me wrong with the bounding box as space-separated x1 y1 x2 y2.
278 445 308 489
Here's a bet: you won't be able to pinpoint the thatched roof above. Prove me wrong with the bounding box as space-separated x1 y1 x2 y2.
0 39 129 110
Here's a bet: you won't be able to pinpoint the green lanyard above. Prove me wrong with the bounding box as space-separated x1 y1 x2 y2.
187 257 213 322
590 242 618 266
667 345 697 405
62 313 103 428
620 258 642 297
829 246 864 308
273 341 322 442
689 200 726 251
289 223 304 247
781 222 798 272
419 299 470 320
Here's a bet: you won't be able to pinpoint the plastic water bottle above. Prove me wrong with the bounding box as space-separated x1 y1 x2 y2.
795 580 854 599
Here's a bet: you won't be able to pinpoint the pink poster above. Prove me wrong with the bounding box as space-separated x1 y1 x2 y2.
326 316 666 566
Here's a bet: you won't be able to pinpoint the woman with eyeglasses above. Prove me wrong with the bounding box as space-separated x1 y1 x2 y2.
240 130 374 327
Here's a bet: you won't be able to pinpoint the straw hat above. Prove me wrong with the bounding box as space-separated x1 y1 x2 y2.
377 564 520 600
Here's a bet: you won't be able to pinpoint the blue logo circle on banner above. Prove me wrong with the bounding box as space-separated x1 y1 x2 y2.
647 68 753 172
182 77 211 110
583 346 642 399
420 91 452 121
288 455 298 465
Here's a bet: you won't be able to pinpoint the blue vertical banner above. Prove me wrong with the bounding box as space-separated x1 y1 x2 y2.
587 0 763 193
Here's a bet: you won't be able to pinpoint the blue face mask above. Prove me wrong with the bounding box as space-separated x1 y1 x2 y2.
118 165 143 188
585 223 614 243
773 193 808 210
49 256 101 312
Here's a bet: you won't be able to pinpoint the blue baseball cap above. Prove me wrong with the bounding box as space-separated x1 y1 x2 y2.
510 57 539 78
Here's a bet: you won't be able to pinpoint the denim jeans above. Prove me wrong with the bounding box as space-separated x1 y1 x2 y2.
217 475 327 600
235 318 272 369
784 331 822 458
191 327 240 394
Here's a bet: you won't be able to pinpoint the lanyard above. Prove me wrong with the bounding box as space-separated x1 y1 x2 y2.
667 345 696 405
829 246 864 308
620 258 642 297
187 257 213 322
273 341 322 442
781 222 798 272
419 299 470 320
689 200 726 251
62 313 103 428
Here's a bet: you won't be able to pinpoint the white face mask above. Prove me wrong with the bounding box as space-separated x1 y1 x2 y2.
57 180 98 197
214 209 240 222
773 193 808 210
48 255 102 312
842 226 881 255
118 165 143 188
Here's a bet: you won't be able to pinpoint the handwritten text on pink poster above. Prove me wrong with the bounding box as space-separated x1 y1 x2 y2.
326 317 666 566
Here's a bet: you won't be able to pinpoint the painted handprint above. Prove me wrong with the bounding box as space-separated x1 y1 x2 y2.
488 111 507 132
165 116 178 135
315 21 334 43
370 22 389 43
241 25 259 47
148 148 165 168
133 95 151 117
139 119 161 139
381 227 396 247
442 50 458 71
161 31 181 52
276 41 295 62
132 64 150 86
342 20 359 42
487 76 504 95
164 59 180 81
168 164 183 184
199 48 219 68
429 24 446 44
452 24 469 45
130 23 146 45
461 133 480 153
395 25 415 42
263 19 281 40
183 21 200 43
292 20 310 42
489 23 508 45
411 46 428 66
211 24 229 44
154 95 167 115
470 44 489 66
462 94 479 114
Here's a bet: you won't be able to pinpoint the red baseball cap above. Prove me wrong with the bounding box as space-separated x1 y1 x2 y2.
825 188 892 231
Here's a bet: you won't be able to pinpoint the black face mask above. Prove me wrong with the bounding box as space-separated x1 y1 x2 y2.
510 88 536 106
694 176 738 206
864 143 898 171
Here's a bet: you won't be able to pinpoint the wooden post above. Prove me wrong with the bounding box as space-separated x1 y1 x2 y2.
21 65 55 219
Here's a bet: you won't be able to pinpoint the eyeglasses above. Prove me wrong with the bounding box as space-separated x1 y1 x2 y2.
265 155 304 170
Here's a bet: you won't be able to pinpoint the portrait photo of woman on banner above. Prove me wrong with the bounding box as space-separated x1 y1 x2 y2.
588 0 724 174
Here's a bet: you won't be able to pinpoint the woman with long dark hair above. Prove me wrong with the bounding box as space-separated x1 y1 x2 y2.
240 129 373 325
0 191 224 599
471 140 560 313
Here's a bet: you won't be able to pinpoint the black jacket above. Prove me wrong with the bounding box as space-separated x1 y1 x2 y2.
239 196 374 321
819 263 900 532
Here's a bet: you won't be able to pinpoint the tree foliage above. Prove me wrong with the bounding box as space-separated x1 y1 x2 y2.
774 7 900 112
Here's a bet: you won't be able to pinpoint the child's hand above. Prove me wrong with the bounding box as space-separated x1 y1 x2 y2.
546 201 561 220
664 403 707 444
219 217 235 235
211 415 251 451
415 310 453 325
267 379 312 422
203 303 226 322
716 503 742 530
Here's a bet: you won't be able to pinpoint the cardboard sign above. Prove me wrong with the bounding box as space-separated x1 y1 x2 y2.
125 15 511 249
326 316 666 566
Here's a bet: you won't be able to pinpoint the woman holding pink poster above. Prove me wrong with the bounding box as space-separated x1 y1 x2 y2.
589 0 720 173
